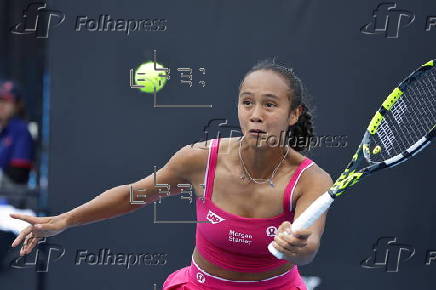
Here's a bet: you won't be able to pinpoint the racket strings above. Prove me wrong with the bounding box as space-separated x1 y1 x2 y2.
411 70 436 129
370 66 436 162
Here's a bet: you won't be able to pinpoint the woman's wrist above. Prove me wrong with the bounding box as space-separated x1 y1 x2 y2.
285 240 319 265
58 212 73 229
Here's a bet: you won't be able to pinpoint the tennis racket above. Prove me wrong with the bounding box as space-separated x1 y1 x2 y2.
268 59 436 259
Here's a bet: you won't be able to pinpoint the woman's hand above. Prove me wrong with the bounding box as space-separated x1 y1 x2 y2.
9 213 69 256
272 221 312 264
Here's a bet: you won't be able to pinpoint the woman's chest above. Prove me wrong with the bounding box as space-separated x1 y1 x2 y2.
191 164 300 219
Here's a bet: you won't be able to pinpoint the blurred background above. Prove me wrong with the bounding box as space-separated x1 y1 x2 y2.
0 0 435 289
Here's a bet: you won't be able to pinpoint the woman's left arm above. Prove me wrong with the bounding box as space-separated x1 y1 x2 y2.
272 165 333 265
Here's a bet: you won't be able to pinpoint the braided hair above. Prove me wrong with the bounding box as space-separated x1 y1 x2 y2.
239 57 314 151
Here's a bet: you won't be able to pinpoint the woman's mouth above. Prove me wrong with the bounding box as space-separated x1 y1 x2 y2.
248 129 267 135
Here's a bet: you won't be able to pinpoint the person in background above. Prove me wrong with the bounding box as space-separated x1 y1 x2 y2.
0 80 35 272
0 80 34 188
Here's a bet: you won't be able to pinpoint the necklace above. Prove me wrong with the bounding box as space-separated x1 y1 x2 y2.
238 135 289 187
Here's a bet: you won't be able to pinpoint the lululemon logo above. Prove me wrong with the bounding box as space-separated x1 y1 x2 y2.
266 226 278 237
206 210 225 224
196 272 206 283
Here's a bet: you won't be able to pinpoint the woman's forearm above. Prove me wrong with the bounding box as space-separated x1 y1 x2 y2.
63 185 143 228
287 240 320 266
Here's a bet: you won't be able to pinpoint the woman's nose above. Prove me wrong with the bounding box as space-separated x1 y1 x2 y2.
250 104 263 122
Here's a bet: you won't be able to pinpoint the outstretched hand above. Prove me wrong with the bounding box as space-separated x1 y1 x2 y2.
9 213 68 256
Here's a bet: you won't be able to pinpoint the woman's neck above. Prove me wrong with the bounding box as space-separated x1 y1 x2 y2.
234 137 291 180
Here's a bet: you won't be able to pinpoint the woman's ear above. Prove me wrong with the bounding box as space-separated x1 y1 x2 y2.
288 105 303 127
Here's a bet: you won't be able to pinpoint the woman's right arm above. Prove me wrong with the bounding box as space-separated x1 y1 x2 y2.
64 143 204 227
10 143 206 255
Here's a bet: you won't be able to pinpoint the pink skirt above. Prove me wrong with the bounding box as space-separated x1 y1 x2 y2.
162 258 307 290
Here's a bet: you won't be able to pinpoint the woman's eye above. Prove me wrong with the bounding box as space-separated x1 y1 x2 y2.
242 100 251 105
266 103 276 107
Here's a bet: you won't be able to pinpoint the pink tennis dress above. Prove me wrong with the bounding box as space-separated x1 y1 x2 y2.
163 138 314 290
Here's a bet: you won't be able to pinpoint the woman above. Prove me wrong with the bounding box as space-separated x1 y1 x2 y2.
10 59 332 289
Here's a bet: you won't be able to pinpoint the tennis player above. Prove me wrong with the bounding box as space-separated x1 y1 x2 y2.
10 58 333 290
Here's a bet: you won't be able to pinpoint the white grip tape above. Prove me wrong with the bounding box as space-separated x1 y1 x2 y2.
267 191 334 260
291 191 334 231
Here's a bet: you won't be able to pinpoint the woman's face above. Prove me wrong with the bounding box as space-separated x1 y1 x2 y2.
0 99 16 121
237 69 299 147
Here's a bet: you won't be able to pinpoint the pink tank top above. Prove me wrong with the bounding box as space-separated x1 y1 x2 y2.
195 138 315 272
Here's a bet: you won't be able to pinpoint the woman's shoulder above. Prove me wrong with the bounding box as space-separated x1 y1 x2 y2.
169 138 216 176
176 137 236 172
179 138 216 155
297 157 333 193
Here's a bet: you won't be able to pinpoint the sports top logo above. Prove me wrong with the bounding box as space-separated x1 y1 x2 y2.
206 210 225 224
266 226 278 237
10 2 65 38
361 3 415 38
196 272 206 283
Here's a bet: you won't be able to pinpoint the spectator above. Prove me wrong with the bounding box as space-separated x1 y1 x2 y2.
0 80 34 188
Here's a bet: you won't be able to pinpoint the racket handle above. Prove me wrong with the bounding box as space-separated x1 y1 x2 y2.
291 191 334 231
268 191 334 259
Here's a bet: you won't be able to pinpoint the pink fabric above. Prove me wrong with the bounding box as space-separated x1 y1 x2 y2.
162 258 307 290
195 138 315 272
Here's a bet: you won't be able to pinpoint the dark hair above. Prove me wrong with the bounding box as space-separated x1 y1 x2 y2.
238 57 315 152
